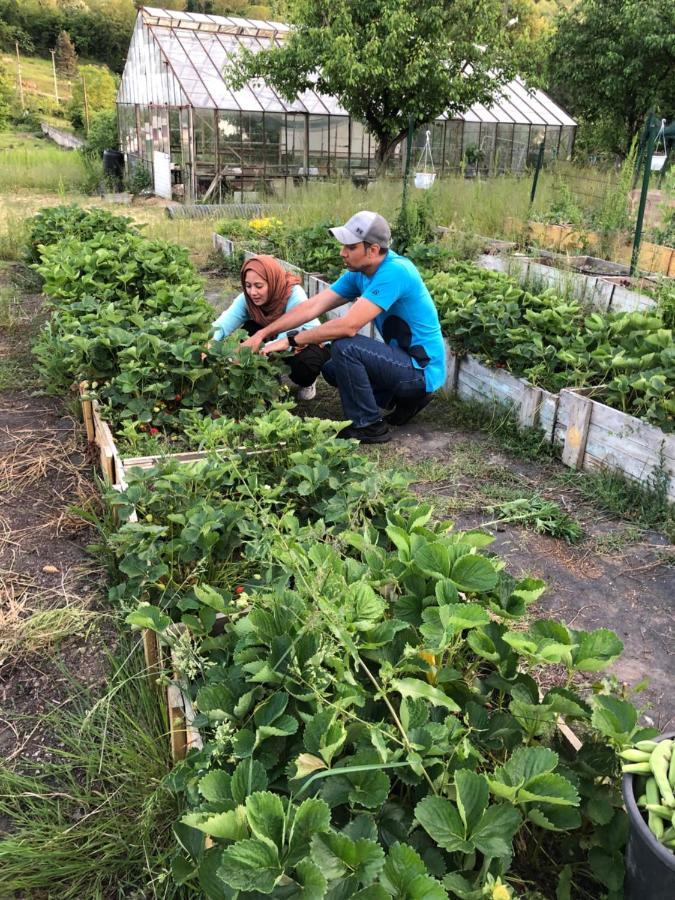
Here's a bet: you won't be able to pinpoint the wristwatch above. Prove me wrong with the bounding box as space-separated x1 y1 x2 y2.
286 329 300 348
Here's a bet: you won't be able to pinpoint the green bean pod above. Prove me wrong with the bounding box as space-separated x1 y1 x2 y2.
649 741 675 807
646 803 675 819
636 740 660 752
620 748 652 762
622 762 652 774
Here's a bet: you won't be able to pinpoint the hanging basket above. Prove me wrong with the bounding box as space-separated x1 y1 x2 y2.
413 130 436 190
651 154 667 172
414 172 436 189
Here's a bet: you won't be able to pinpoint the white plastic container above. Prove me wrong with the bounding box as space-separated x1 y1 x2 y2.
414 172 436 189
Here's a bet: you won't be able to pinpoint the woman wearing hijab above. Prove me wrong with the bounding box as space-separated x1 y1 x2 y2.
211 255 330 400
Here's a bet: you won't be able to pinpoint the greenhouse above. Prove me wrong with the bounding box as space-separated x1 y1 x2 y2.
117 6 577 201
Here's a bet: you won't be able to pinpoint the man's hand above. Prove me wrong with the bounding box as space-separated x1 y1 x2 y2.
241 332 266 352
262 336 290 355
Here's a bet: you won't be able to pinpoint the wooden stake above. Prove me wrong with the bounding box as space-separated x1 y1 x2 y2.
142 629 161 687
15 42 24 111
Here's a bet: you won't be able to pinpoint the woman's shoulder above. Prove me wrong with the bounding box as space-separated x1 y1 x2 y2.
287 283 308 304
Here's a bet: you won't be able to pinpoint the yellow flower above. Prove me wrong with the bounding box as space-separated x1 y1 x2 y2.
248 217 283 231
492 885 512 900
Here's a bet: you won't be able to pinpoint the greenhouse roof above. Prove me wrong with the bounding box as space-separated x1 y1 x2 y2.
121 7 575 126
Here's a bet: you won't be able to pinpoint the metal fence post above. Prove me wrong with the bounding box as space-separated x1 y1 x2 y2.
529 141 545 206
630 119 658 275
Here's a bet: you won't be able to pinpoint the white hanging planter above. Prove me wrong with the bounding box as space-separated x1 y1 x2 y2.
414 172 436 189
651 154 666 172
414 130 436 190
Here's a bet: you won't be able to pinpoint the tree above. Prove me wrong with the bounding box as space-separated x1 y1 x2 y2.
55 30 78 78
68 64 118 132
546 0 675 155
228 0 513 171
0 61 14 130
83 107 118 157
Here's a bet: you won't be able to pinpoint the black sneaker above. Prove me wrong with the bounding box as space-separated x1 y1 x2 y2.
336 419 391 443
384 393 434 426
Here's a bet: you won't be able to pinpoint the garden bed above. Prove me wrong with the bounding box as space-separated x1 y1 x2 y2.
445 351 675 502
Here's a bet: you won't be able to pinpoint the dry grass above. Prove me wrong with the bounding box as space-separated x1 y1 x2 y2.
0 597 100 667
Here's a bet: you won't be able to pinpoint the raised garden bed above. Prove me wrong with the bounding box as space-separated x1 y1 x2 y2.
507 219 675 278
444 351 675 501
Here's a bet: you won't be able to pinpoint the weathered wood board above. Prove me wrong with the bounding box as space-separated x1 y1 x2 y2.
475 254 655 314
451 352 558 441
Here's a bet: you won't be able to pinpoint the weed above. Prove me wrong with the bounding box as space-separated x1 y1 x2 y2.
589 525 643 556
0 357 24 391
482 495 584 542
431 395 556 462
0 287 27 329
0 644 180 899
556 457 674 540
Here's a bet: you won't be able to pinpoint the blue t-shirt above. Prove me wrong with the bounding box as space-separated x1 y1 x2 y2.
331 251 446 392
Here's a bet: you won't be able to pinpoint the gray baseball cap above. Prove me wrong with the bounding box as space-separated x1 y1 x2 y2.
329 211 391 248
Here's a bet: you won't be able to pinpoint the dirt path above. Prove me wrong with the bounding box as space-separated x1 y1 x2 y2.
0 274 113 765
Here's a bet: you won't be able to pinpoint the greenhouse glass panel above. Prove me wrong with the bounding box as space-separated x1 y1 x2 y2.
217 110 242 167
241 111 266 165
462 122 481 162
479 123 496 172
330 116 350 172
444 120 463 172
283 113 305 171
559 125 574 160
495 124 515 172
119 104 138 155
512 124 530 171
528 125 546 164
308 115 330 173
264 112 285 173
350 120 370 170
194 109 217 164
544 126 561 160
169 108 182 164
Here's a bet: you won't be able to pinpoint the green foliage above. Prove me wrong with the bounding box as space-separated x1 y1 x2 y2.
68 63 118 131
228 0 512 168
26 204 138 263
0 645 180 898
392 192 437 256
216 217 344 279
82 108 118 158
114 483 633 897
0 60 13 130
547 0 675 155
126 161 153 195
428 262 675 431
31 216 287 432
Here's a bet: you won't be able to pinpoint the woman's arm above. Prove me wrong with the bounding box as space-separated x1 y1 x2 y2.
241 287 348 350
212 293 248 340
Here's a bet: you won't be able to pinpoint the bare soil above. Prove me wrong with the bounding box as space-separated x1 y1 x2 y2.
0 276 115 765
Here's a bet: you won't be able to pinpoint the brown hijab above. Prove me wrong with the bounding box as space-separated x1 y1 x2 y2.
240 255 302 327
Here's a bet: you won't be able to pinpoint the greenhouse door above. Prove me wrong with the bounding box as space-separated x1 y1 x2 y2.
153 151 172 199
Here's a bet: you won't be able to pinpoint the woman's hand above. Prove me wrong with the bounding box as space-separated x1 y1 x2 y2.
262 336 290 355
241 332 266 352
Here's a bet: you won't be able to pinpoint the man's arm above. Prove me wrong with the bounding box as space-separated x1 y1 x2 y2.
262 296 381 354
241 287 347 349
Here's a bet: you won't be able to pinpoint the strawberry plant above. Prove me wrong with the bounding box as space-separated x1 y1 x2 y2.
428 263 675 431
26 204 139 263
123 500 645 899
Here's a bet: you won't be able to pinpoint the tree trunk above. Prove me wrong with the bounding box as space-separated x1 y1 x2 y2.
374 131 409 176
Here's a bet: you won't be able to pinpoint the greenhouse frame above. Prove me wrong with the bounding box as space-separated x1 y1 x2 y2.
117 6 577 202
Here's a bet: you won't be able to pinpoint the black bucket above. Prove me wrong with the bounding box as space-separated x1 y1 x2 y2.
622 731 675 899
102 149 125 188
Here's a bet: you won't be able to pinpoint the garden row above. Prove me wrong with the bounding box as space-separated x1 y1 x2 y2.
29 204 660 898
214 223 675 501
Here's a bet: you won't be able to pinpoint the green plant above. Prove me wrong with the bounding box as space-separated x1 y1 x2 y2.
428 262 675 431
483 495 583 542
126 161 153 195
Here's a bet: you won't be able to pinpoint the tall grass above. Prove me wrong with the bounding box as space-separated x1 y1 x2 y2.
0 643 181 899
0 144 88 192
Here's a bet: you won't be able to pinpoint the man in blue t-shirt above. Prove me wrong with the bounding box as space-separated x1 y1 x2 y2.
242 211 447 443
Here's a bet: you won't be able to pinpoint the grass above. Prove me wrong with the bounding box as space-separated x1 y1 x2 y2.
0 642 181 899
0 140 89 192
0 51 75 102
556 464 675 541
422 394 557 462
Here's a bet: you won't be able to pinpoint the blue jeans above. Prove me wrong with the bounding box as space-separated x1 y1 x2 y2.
322 335 427 427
